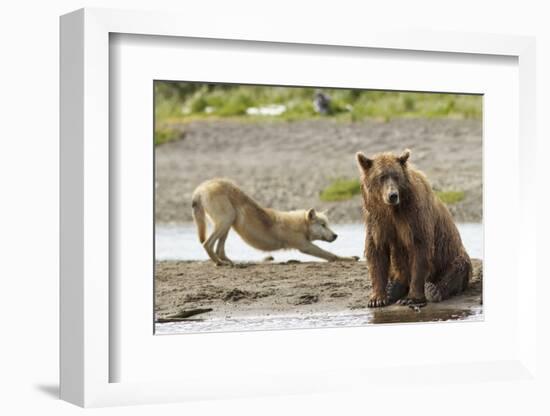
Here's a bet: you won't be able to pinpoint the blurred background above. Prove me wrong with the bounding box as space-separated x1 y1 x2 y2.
155 82 481 144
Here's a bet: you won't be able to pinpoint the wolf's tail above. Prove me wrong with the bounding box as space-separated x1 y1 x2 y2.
191 195 207 243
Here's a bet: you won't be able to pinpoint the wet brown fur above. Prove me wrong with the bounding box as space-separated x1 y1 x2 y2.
356 150 472 307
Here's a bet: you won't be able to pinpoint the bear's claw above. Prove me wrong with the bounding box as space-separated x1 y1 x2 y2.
367 295 388 308
396 297 427 307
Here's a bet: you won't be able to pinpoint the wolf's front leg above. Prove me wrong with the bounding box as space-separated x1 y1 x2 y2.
299 242 357 262
336 255 360 261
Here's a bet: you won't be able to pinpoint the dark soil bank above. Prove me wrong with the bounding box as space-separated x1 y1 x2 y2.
155 258 482 324
155 119 482 224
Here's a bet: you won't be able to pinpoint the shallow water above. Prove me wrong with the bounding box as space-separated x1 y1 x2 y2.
155 223 483 262
155 306 483 334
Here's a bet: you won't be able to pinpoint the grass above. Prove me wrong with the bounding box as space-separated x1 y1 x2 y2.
435 190 465 205
319 178 465 206
320 179 361 202
154 83 483 145
154 127 178 145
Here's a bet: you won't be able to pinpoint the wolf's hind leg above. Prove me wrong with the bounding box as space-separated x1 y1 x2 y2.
215 228 232 263
204 220 234 266
425 254 472 302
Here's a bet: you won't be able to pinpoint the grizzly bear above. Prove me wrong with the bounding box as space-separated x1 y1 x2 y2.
355 149 472 307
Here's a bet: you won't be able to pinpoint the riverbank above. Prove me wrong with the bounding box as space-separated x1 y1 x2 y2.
155 118 482 224
155 258 483 332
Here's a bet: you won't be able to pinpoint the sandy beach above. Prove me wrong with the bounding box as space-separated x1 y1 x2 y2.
155 259 483 328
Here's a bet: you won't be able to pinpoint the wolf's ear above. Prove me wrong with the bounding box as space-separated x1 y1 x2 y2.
398 149 411 165
307 208 317 221
356 152 373 171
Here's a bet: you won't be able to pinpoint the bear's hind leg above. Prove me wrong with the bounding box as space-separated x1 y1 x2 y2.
387 280 408 304
425 254 472 302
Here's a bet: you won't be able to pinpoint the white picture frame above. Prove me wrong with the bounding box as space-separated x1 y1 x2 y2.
60 7 538 408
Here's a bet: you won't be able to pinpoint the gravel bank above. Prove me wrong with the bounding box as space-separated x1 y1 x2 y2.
155 118 482 224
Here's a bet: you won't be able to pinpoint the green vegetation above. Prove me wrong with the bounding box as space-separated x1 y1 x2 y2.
319 179 465 206
320 179 361 202
435 190 465 205
154 82 483 144
154 126 180 145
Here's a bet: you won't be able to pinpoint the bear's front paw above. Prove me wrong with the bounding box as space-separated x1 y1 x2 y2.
396 297 427 307
367 294 388 308
425 282 443 302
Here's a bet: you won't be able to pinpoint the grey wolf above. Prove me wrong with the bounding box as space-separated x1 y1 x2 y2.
191 178 358 265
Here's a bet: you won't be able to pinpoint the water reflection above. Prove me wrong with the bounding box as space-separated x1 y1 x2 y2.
155 306 483 335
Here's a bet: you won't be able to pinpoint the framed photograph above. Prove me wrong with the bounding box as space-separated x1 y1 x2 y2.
60 8 538 408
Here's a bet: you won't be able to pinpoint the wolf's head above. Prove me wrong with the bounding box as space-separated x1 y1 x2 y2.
306 209 337 242
356 149 411 207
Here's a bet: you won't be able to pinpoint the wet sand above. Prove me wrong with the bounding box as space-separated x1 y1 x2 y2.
155 118 482 224
155 258 482 327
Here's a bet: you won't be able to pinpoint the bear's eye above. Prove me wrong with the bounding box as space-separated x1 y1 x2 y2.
378 174 388 182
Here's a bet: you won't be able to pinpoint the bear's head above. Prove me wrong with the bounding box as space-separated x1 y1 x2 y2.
355 149 411 206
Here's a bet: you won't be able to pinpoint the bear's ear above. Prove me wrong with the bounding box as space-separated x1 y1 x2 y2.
398 149 411 165
356 152 373 171
307 208 317 221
